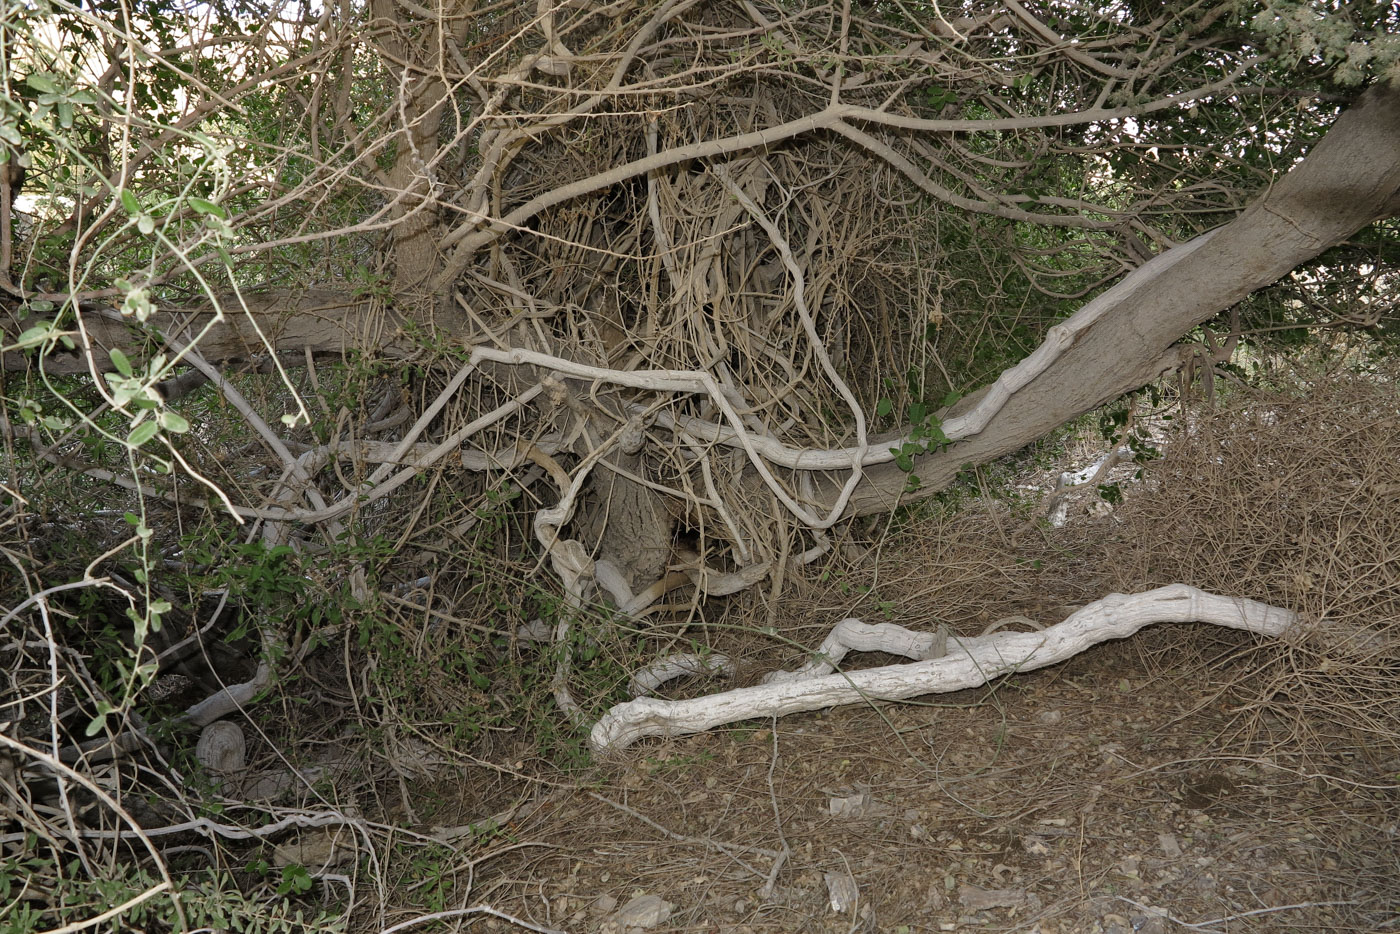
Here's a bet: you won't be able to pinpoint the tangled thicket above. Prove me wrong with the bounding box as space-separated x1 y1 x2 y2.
4 0 1400 927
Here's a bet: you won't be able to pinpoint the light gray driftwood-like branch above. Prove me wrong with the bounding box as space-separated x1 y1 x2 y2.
589 585 1298 753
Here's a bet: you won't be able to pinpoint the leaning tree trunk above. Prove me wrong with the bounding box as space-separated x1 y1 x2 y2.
802 81 1400 517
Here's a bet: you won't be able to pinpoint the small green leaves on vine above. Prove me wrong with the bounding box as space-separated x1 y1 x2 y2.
159 409 190 433
25 72 59 94
118 190 156 235
15 397 69 431
127 420 158 448
11 317 70 352
880 390 960 492
868 394 957 492
25 71 96 129
104 346 191 446
923 85 957 109
118 278 156 322
187 196 225 218
7 296 71 354
84 699 117 737
277 864 314 896
189 196 232 237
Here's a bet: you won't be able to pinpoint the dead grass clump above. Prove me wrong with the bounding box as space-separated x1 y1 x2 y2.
1103 363 1400 760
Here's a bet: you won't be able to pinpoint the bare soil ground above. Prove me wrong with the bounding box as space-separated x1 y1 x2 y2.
384 367 1399 934
11 365 1394 934
435 634 1395 933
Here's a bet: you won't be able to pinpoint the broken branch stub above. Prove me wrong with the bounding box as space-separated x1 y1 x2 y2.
588 585 1298 753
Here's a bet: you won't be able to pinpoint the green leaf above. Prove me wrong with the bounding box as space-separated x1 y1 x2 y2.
26 72 60 94
187 196 226 218
119 189 139 214
159 410 190 433
137 215 155 235
875 397 892 418
128 420 159 447
109 347 133 376
86 701 115 736
14 324 51 349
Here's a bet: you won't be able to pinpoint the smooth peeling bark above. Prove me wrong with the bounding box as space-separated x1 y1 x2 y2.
2 290 396 375
808 82 1400 519
589 585 1299 752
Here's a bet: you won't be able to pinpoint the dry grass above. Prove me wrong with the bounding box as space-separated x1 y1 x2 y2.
512 360 1400 932
6 362 1398 932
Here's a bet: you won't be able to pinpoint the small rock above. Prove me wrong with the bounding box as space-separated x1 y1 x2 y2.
516 619 553 642
1102 912 1132 934
1022 835 1051 856
829 789 872 817
591 894 618 916
1132 909 1170 934
825 870 859 912
957 883 1025 910
1158 833 1182 858
1035 709 1063 725
241 769 296 801
273 828 357 870
196 721 246 773
610 894 672 928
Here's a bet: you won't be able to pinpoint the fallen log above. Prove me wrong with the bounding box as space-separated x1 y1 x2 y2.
589 585 1298 753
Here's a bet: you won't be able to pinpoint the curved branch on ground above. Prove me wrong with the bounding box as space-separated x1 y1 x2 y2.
590 585 1300 752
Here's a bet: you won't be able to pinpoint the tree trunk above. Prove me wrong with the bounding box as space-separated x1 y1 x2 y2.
802 82 1400 518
